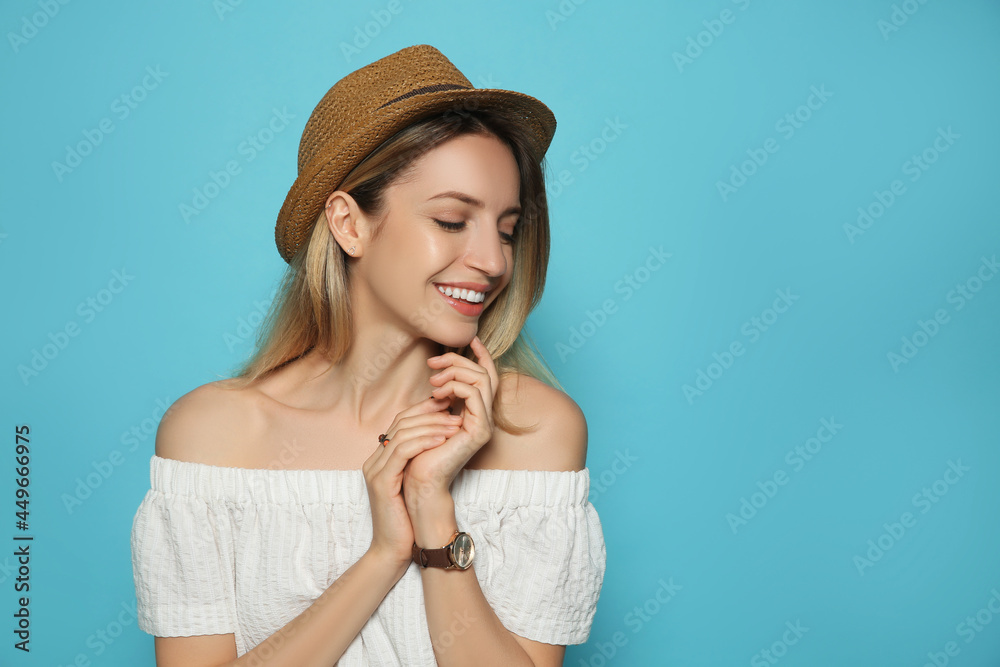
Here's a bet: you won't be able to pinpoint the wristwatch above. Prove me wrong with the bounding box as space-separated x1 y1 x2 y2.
412 530 475 570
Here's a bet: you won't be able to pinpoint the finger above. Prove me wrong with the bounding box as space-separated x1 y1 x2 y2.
380 434 450 479
368 422 460 473
398 409 465 426
394 421 462 446
363 432 394 475
469 335 500 393
431 380 489 423
393 395 458 424
366 426 404 470
427 351 483 373
428 341 497 413
391 411 464 439
429 365 489 389
374 396 454 455
364 439 391 480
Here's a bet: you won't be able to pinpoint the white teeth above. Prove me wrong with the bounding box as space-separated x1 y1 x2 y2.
437 285 484 303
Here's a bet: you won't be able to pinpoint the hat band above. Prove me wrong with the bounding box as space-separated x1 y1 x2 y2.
376 83 471 110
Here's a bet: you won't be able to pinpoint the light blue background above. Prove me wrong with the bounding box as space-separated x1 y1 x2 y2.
2 0 999 665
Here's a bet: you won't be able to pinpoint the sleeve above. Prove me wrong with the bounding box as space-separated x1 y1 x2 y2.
130 489 237 636
456 469 607 645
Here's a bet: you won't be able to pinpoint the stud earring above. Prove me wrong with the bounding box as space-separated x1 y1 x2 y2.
348 247 356 255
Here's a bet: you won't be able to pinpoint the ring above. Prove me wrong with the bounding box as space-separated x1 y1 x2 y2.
378 433 390 447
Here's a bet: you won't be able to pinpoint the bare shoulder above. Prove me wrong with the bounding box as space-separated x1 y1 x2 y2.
468 373 588 472
154 378 264 467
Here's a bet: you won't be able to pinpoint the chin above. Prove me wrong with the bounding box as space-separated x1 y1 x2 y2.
431 328 477 350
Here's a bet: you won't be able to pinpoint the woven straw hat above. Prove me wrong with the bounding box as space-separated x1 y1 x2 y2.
274 44 557 263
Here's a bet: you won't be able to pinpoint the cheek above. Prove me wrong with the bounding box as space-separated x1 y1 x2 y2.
370 239 423 293
418 231 460 261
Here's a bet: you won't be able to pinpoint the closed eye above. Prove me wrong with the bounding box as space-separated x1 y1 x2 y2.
434 219 465 232
434 219 515 245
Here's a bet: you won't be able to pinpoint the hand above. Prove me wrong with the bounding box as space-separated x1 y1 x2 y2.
361 399 464 570
403 336 499 508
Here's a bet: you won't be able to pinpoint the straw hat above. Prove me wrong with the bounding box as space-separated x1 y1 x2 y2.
274 44 557 263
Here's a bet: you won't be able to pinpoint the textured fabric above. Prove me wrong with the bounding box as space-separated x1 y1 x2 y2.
130 455 606 663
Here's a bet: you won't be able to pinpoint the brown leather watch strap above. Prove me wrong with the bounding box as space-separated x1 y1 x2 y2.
412 531 459 568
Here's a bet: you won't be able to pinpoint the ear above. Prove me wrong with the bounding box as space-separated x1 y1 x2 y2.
324 191 370 257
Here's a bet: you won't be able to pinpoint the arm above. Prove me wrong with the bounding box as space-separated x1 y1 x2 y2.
154 549 407 667
404 339 590 667
409 494 567 667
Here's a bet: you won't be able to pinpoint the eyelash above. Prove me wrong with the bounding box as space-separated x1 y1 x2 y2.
434 219 515 245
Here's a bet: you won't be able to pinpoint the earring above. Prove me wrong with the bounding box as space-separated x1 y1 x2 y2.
348 247 356 255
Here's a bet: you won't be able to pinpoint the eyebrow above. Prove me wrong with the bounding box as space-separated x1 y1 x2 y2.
426 190 521 219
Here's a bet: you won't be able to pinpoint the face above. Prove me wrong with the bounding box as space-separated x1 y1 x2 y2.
349 132 521 348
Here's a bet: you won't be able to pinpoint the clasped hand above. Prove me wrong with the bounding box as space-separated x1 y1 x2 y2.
361 335 498 568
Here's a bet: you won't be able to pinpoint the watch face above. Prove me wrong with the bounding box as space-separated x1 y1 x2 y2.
452 533 475 569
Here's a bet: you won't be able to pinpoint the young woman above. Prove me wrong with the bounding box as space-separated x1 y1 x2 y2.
131 44 605 666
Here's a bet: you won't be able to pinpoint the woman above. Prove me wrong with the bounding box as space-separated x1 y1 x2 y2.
131 44 605 666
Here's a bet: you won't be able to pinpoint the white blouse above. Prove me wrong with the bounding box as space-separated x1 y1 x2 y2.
130 455 606 664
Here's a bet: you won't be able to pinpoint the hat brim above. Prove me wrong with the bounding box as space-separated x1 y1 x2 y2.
275 88 556 263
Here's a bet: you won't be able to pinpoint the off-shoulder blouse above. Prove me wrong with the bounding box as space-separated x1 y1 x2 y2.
130 455 606 664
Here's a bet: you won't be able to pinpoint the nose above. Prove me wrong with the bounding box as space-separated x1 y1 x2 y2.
463 224 509 279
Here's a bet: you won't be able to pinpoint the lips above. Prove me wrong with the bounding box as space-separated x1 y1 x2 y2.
434 281 492 293
435 285 485 316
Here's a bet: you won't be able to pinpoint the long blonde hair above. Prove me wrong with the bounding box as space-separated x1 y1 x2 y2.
225 108 563 434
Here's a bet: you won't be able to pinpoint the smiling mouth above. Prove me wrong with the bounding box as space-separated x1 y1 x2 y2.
435 286 486 316
433 284 487 304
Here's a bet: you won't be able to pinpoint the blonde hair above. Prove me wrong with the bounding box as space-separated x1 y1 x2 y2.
224 108 563 434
